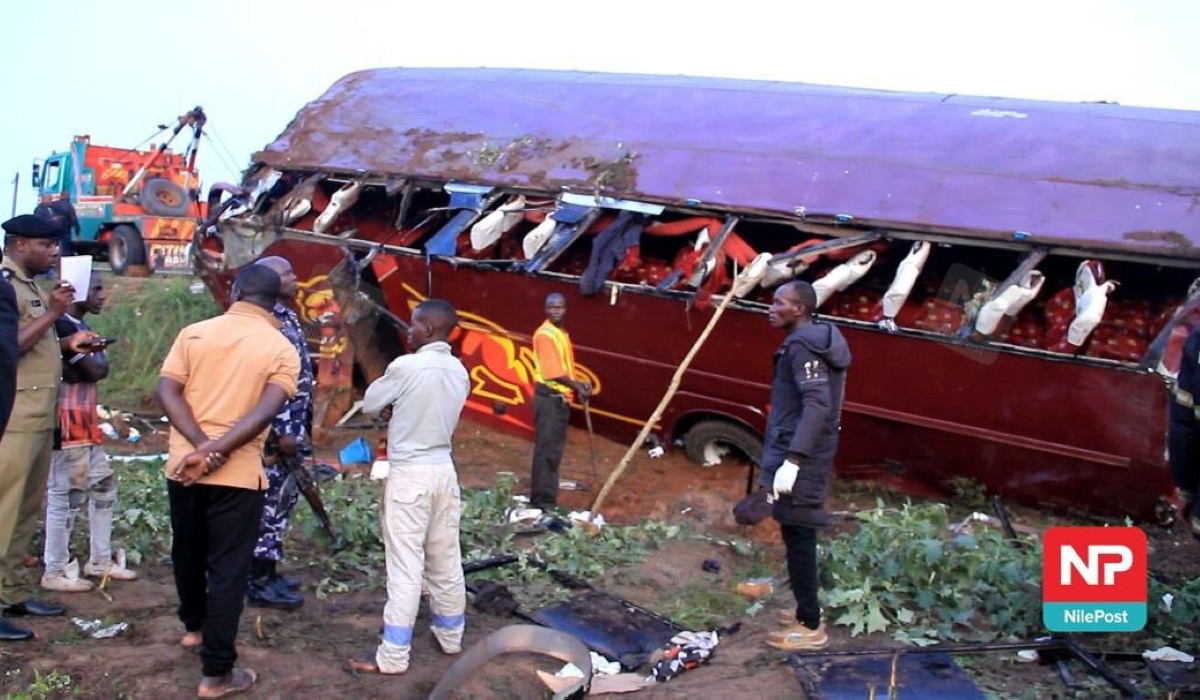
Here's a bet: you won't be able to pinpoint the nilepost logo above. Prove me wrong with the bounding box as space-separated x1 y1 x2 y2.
1043 527 1147 632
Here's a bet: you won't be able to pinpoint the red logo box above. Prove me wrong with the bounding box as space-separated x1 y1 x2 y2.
1043 527 1146 603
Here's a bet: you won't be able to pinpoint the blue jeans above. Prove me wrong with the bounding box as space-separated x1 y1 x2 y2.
43 445 115 576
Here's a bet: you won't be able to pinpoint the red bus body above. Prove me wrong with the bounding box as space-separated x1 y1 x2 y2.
196 68 1200 522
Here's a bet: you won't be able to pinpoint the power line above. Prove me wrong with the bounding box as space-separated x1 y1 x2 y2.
202 126 246 183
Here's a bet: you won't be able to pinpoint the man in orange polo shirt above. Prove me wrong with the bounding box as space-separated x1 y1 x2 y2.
156 265 300 699
529 293 590 510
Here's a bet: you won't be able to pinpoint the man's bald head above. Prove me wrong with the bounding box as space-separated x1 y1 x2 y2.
257 256 291 275
256 255 298 300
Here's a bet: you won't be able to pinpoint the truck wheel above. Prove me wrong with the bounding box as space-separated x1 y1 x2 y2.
141 179 191 217
683 420 762 468
109 225 146 276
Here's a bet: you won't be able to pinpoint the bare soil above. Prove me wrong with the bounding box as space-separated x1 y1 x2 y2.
1 418 1197 699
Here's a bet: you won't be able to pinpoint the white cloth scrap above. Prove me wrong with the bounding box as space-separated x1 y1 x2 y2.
1143 646 1195 662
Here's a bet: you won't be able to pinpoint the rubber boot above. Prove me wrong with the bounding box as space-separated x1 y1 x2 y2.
247 559 303 610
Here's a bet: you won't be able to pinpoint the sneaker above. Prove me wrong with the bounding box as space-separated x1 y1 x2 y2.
40 573 95 593
774 607 825 626
84 550 139 581
765 623 828 651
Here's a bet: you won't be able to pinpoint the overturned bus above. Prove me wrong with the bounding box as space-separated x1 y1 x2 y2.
194 67 1200 523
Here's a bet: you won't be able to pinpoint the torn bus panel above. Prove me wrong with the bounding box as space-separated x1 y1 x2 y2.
195 68 1200 522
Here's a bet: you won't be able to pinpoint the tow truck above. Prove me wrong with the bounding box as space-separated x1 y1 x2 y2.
32 107 207 274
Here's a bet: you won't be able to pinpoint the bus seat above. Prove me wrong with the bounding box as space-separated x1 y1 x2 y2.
1067 280 1118 346
913 298 966 334
1000 312 1046 349
813 250 876 307
470 195 526 251
1102 299 1155 338
638 261 673 286
974 270 1045 336
522 216 558 259
828 290 883 322
1084 328 1149 362
1043 287 1076 348
881 242 931 320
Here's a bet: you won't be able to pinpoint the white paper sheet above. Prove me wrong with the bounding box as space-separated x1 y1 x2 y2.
60 255 93 302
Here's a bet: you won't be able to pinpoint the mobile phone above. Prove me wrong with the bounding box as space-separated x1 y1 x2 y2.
80 336 118 349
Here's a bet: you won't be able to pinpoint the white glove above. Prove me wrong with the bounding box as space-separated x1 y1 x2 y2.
772 459 801 498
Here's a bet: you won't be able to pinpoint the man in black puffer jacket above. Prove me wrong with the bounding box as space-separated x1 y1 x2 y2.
760 280 851 652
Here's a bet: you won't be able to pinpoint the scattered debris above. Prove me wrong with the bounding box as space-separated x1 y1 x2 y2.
735 578 774 600
647 630 718 683
109 454 170 463
430 625 592 700
568 510 605 534
1143 646 1194 663
590 651 621 676
529 588 685 670
71 618 130 639
792 650 987 699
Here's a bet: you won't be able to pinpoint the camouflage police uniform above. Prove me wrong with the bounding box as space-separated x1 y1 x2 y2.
0 257 62 605
253 303 314 563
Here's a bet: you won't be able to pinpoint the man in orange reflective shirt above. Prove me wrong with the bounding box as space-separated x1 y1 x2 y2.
528 293 590 510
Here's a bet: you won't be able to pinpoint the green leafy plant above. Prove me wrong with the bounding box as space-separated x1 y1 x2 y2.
92 277 219 409
1147 574 1200 650
821 500 1043 643
3 669 73 700
105 458 171 566
943 476 989 512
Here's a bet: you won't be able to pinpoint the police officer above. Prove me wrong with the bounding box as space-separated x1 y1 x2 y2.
0 253 16 440
1169 319 1200 539
0 214 96 641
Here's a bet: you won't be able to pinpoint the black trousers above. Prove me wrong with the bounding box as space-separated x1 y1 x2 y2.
1169 416 1200 521
530 384 569 508
780 523 821 629
168 480 264 677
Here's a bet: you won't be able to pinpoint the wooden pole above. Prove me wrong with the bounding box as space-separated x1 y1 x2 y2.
590 288 740 516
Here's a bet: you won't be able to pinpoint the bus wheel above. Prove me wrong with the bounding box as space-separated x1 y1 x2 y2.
109 225 146 275
683 420 762 468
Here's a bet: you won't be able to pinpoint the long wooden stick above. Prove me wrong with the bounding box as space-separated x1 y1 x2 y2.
590 289 740 515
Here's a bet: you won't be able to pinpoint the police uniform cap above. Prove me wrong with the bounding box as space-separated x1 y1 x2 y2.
2 214 62 238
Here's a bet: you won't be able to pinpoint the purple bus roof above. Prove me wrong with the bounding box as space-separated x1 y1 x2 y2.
255 68 1200 259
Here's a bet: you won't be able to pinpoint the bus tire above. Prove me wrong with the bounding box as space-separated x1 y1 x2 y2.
683 420 762 468
109 225 146 276
141 179 191 217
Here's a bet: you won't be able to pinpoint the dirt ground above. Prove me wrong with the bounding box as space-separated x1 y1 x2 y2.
1 417 1197 699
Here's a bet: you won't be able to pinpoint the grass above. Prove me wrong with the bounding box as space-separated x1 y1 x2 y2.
89 275 220 409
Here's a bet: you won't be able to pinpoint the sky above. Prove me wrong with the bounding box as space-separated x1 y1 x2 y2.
1 0 1198 219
